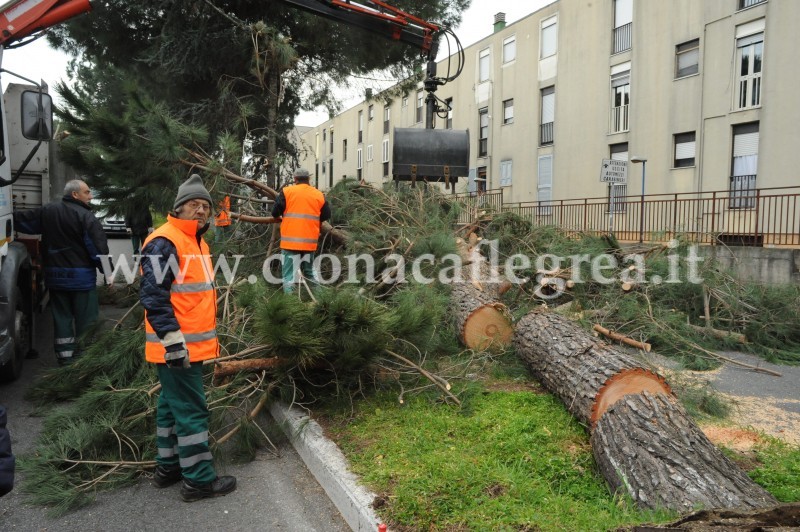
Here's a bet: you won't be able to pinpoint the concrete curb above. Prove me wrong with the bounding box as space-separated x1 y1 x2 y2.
270 402 382 532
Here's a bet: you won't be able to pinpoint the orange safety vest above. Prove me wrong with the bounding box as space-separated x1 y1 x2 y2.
142 215 219 363
215 195 231 227
279 184 325 252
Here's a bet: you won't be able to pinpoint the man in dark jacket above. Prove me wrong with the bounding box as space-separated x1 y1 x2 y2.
14 179 110 365
0 405 13 497
125 207 154 254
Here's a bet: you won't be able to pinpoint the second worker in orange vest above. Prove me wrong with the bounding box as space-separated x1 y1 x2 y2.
213 194 231 244
271 168 331 293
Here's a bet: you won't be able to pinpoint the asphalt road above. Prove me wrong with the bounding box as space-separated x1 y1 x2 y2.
0 234 349 531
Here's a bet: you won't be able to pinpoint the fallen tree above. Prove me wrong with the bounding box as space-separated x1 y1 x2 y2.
514 310 777 512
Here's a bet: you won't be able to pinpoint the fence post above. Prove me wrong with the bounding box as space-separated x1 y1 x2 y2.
583 198 588 232
754 187 761 238
672 194 678 241
710 191 717 244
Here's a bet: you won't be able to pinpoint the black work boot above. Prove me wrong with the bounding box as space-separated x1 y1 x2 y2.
180 476 237 502
152 465 182 488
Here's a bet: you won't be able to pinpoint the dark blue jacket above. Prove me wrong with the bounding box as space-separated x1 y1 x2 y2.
0 405 14 497
14 196 110 290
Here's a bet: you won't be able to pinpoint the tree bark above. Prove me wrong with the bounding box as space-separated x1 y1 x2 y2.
514 310 669 426
592 392 777 512
514 310 777 512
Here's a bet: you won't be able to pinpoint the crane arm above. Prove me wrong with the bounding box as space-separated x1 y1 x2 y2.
278 0 440 57
0 0 92 47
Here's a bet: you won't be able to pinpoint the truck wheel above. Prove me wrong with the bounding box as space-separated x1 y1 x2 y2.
0 289 28 382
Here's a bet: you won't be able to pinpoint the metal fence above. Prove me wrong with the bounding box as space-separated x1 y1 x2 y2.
454 186 800 247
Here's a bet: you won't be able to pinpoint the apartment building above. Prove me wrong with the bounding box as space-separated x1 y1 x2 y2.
296 0 799 244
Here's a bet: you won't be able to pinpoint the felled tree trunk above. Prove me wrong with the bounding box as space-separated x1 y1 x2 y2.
450 283 513 351
514 311 669 426
450 236 513 351
514 310 777 512
593 392 776 512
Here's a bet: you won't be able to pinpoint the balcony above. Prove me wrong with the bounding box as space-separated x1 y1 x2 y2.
610 104 629 133
739 0 766 9
613 22 631 54
540 122 554 145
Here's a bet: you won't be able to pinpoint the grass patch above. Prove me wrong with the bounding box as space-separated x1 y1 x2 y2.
749 438 800 502
321 390 675 531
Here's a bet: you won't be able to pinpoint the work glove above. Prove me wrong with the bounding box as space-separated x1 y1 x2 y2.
161 331 191 369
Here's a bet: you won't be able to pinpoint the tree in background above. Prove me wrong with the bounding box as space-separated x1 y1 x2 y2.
48 0 470 198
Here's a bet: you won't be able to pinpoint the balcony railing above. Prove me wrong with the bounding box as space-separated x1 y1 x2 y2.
540 122 554 145
730 174 757 209
613 22 632 54
478 138 488 157
610 104 629 133
739 0 766 9
453 185 800 247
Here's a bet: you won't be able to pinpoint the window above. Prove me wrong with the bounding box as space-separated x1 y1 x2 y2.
342 139 347 161
503 99 514 125
608 143 628 212
541 16 557 59
537 156 553 215
329 128 334 153
735 31 763 109
358 110 363 143
675 39 699 78
416 90 424 123
610 64 630 133
329 158 334 188
730 122 759 209
500 159 513 187
367 144 373 162
739 0 766 9
383 106 390 135
613 0 632 53
322 161 326 175
382 139 390 177
402 96 408 107
479 48 490 82
478 108 489 157
674 132 696 168
445 97 453 129
322 129 326 142
540 87 555 145
368 104 374 121
477 167 488 193
503 36 516 63
357 148 363 181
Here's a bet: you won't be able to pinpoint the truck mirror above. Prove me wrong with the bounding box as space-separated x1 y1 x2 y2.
20 90 53 141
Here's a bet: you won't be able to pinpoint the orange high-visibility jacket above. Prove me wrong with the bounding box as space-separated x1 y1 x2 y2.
215 195 231 227
279 184 325 252
142 215 218 363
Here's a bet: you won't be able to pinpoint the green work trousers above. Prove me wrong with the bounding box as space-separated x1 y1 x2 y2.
155 363 216 484
50 289 99 364
281 250 318 293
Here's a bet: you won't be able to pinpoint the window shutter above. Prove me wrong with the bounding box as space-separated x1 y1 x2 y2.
675 140 696 159
500 160 513 187
542 91 555 123
733 131 759 156
538 155 553 204
467 168 477 193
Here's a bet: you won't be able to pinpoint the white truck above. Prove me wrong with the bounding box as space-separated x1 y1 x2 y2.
0 0 91 380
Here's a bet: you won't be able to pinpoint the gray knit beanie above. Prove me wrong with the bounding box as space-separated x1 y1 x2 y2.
174 174 213 210
293 168 310 180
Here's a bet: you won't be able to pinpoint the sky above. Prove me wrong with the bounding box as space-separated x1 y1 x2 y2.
1 0 555 124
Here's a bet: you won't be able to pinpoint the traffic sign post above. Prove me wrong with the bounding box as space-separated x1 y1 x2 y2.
600 159 628 235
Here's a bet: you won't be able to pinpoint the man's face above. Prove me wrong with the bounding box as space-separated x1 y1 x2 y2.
73 182 92 204
177 199 212 225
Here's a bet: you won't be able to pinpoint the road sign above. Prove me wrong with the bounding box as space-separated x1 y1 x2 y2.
599 159 628 183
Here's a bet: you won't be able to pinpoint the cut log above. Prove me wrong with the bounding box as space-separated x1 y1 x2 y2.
451 282 513 351
514 311 668 425
592 392 777 512
514 310 778 512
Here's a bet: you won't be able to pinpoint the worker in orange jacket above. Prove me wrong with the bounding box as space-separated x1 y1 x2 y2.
271 168 331 293
140 174 236 502
214 195 231 244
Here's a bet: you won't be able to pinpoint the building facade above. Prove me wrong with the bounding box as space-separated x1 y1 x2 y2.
296 0 799 245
